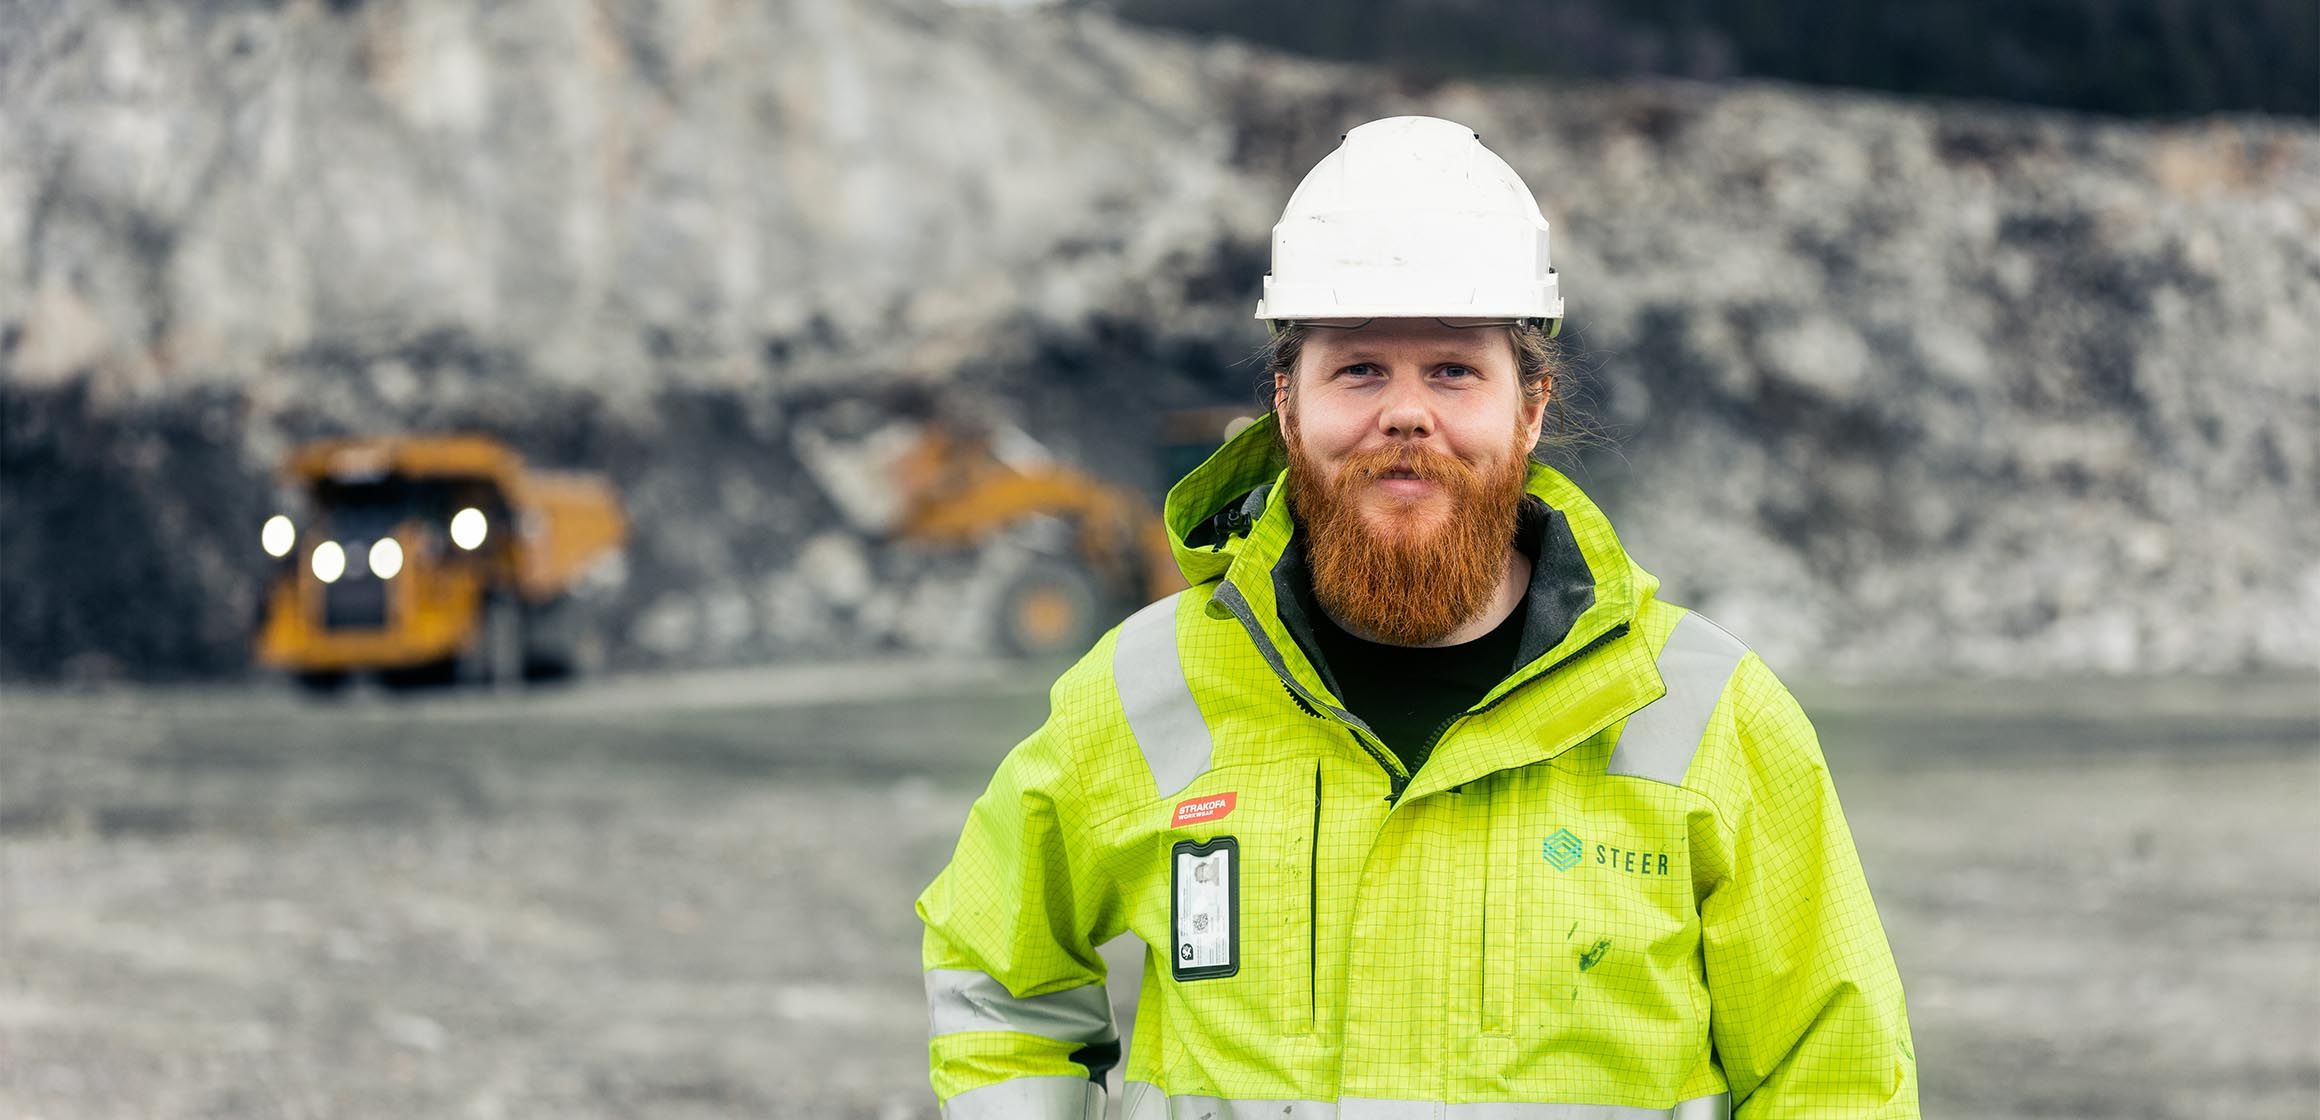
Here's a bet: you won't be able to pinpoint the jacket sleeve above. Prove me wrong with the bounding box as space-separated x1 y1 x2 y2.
915 692 1126 1120
1697 655 1920 1118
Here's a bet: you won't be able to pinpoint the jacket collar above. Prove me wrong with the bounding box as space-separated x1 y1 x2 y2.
1164 414 1664 793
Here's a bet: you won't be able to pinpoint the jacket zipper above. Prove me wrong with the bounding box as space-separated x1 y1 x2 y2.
1372 735 1412 804
1213 582 1411 799
1400 621 1633 800
1412 712 1463 777
1279 677 1324 719
1467 622 1631 721
1282 679 1404 803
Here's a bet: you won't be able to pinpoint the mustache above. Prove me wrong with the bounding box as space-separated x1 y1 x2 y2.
1337 443 1476 483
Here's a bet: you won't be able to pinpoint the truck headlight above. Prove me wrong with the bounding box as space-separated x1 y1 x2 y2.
450 507 488 551
313 541 346 584
262 515 295 558
369 538 404 580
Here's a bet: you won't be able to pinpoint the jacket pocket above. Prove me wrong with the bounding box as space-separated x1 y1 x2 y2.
1305 761 1321 1034
1153 756 1320 1040
1479 772 1517 1035
1483 764 1705 1049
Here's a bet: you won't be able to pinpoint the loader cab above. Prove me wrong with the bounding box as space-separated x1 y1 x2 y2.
1157 407 1260 496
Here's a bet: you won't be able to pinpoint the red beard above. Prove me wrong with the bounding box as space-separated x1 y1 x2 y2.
1284 413 1531 646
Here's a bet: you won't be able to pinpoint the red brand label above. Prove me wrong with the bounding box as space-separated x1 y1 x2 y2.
1171 792 1238 827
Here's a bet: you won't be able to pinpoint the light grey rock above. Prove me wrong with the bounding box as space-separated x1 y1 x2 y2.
2 0 2314 678
795 532 874 610
629 596 699 660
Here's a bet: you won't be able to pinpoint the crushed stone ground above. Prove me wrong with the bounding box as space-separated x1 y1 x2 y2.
2 668 2313 1119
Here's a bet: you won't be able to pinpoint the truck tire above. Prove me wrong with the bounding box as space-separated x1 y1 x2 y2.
563 624 608 679
521 595 607 681
293 670 351 696
457 594 526 690
994 560 1104 659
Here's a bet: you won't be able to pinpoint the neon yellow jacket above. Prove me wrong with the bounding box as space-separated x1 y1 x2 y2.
918 416 1918 1118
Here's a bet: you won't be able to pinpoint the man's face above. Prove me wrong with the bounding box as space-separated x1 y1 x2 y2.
1276 318 1547 645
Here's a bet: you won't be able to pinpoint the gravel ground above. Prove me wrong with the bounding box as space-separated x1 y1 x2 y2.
2 667 2314 1119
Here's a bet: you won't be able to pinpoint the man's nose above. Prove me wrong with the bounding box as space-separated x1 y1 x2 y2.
1377 375 1433 440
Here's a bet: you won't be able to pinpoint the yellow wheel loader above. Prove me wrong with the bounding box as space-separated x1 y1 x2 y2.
793 396 1254 660
253 435 626 691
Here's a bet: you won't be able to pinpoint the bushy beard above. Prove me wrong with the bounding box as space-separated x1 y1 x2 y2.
1284 413 1532 646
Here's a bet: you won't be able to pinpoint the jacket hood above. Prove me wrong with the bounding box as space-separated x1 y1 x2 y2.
1163 412 1291 587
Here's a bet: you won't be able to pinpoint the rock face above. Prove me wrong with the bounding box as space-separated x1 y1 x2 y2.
3 0 2315 680
1450 87 2320 676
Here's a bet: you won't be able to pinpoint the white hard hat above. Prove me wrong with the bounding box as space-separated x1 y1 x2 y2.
1254 116 1563 333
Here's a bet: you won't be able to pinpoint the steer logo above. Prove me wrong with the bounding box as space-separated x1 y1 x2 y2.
1544 827 1676 876
1171 792 1238 827
1542 828 1584 871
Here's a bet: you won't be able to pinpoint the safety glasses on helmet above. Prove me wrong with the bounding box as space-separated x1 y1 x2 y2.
1289 317 1534 331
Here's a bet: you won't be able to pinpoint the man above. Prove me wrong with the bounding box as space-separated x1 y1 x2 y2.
917 116 1918 1119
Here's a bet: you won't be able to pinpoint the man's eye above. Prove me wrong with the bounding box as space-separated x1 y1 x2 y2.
1340 363 1382 378
1438 365 1475 379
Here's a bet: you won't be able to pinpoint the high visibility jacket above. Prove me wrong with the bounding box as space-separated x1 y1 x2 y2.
917 415 1919 1119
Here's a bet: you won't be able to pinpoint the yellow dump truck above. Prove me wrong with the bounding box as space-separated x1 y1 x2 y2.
254 435 626 690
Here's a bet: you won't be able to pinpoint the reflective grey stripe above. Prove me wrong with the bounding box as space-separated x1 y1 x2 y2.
1136 1093 1333 1119
1342 1094 1731 1120
1121 1085 1729 1120
945 1075 1104 1120
925 969 1115 1044
1607 611 1749 785
1114 591 1213 799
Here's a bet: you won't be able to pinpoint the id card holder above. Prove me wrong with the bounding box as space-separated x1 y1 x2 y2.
1171 836 1239 981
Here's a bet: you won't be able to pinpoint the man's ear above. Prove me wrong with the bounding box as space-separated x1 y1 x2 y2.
1519 386 1548 448
1272 372 1291 416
